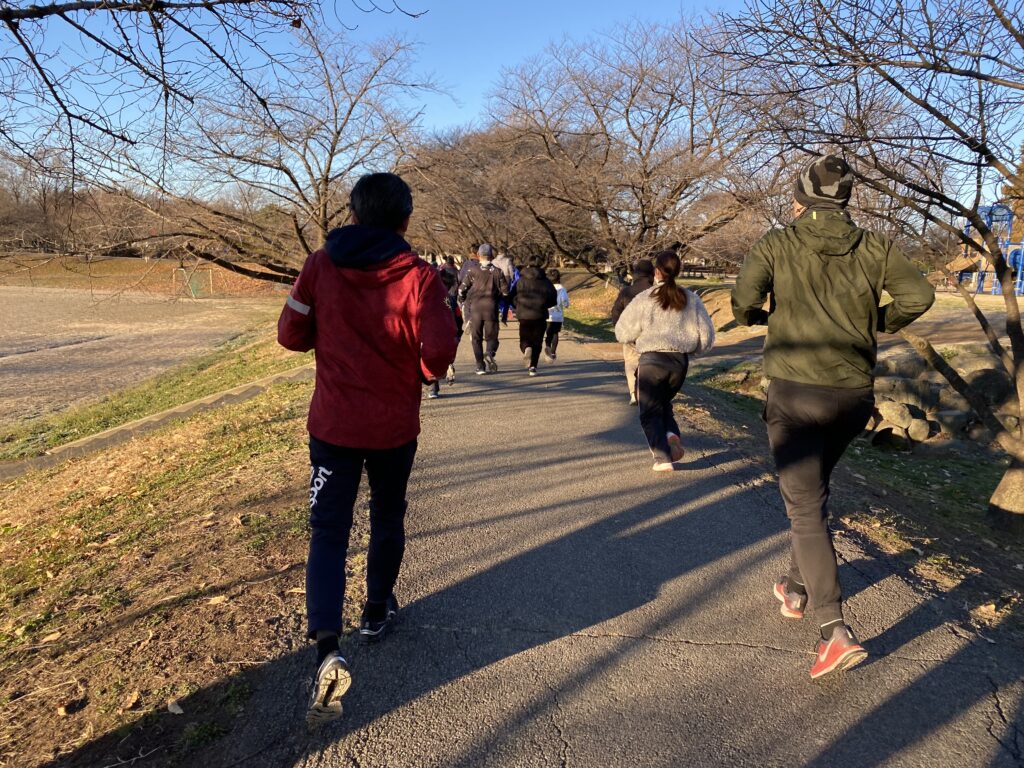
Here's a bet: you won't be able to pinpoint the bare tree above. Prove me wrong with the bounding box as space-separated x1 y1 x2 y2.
488 22 762 273
0 0 425 161
719 0 1024 529
96 31 432 283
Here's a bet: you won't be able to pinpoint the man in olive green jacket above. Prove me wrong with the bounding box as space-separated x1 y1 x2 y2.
732 154 934 680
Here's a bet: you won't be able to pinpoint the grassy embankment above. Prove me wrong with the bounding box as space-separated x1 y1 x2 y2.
0 380 366 767
0 332 312 461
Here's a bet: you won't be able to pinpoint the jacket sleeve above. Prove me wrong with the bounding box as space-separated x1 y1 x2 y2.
561 287 570 310
732 240 773 326
419 270 459 380
509 279 519 307
497 271 510 297
878 240 935 333
610 287 629 323
615 293 644 344
692 293 717 356
277 255 316 352
458 269 474 303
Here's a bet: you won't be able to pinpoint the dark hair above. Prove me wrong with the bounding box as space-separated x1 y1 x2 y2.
546 268 561 282
349 172 413 230
527 255 545 269
438 269 457 290
632 259 655 277
651 250 686 312
444 255 455 265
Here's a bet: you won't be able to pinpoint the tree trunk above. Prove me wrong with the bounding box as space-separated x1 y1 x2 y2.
989 459 1024 536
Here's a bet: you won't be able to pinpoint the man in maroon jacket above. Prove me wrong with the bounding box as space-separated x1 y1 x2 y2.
278 172 457 727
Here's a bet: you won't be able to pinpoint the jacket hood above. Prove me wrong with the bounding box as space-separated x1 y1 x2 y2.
520 266 545 280
792 208 863 257
324 225 413 268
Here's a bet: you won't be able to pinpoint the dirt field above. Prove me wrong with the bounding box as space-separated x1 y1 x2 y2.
0 287 283 425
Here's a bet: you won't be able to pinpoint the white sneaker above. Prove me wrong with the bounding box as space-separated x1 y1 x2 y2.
652 462 677 472
307 652 351 729
528 367 538 377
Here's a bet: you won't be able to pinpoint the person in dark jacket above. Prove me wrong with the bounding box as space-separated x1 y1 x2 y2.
510 256 558 376
732 154 934 681
428 266 464 398
610 259 655 404
278 172 457 727
458 243 509 374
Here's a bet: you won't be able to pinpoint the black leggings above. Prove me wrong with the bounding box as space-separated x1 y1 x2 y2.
518 319 546 367
545 321 562 352
765 378 873 626
636 352 688 462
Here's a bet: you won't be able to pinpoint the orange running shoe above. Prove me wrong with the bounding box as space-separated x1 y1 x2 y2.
809 626 868 680
773 578 807 619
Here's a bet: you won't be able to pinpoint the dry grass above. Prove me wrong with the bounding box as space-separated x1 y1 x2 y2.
0 381 368 767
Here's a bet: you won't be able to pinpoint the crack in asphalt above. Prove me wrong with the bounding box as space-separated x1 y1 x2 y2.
542 678 571 768
406 622 998 670
986 675 1024 764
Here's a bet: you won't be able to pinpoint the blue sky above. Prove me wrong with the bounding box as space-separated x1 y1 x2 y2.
331 0 737 132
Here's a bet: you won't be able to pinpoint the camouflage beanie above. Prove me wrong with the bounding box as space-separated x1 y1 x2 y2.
794 155 853 208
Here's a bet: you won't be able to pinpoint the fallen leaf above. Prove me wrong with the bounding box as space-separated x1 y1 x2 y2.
285 588 305 595
207 595 228 605
121 690 141 711
168 700 184 715
978 603 998 618
40 631 61 643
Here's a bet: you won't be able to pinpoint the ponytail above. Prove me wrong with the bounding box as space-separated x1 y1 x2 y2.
651 250 687 312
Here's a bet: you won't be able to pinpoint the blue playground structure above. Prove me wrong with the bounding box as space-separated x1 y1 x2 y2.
964 203 1024 295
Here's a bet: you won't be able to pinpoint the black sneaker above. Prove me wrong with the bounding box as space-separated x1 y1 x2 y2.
359 594 399 644
306 651 351 729
485 355 498 373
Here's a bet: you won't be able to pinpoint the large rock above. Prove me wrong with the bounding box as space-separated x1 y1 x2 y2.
877 399 913 428
934 409 971 435
907 418 931 442
964 367 1013 406
874 352 928 379
874 376 941 412
938 387 971 412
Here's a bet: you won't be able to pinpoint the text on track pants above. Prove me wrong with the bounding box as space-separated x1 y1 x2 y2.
765 378 873 627
306 435 417 637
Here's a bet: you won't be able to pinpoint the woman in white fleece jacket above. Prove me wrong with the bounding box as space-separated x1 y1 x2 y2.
614 250 715 471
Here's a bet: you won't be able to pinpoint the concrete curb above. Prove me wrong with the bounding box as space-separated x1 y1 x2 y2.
0 363 314 482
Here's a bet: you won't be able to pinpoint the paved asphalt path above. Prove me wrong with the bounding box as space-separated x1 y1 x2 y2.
242 328 1023 767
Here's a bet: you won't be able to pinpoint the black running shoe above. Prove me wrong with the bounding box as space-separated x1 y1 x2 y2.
306 651 351 729
359 594 399 644
485 355 498 373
